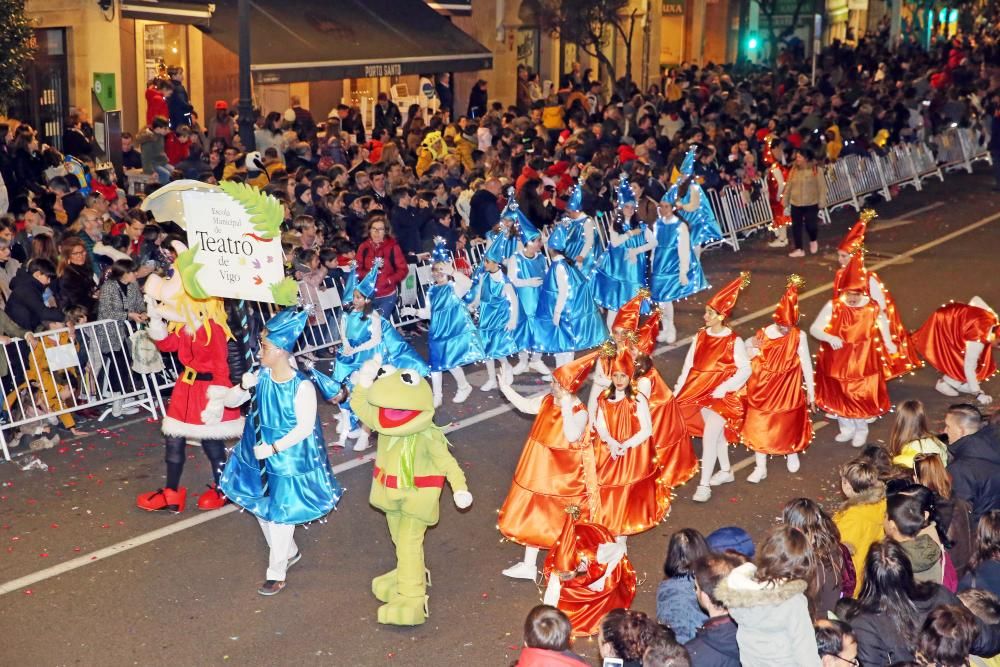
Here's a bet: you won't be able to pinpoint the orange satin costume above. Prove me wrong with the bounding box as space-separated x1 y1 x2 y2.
497 394 592 549
593 390 668 536
815 298 890 419
675 330 747 442
762 136 791 229
742 328 812 454
833 267 922 380
911 302 998 383
543 515 637 637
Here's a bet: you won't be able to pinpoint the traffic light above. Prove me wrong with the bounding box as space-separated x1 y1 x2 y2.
747 33 759 51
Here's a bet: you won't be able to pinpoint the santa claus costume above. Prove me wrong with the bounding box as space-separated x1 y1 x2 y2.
810 251 891 447
762 134 792 248
674 273 752 503
541 507 637 638
911 296 998 406
497 352 596 581
834 210 922 380
137 256 245 513
741 275 815 483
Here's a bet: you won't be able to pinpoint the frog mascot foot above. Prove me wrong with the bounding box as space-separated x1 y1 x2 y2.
378 595 429 626
373 568 432 603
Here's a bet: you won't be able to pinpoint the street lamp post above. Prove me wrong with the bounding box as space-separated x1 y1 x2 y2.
237 0 255 151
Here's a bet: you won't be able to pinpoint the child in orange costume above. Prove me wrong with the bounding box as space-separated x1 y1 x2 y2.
810 251 891 448
741 275 814 483
541 507 637 637
674 273 752 503
497 352 596 581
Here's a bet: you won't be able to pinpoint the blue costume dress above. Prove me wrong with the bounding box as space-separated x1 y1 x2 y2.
219 370 342 525
475 270 520 359
665 182 723 247
650 216 709 303
565 215 603 279
379 318 430 375
508 251 548 351
427 282 485 372
591 219 649 310
535 257 609 353
333 311 430 387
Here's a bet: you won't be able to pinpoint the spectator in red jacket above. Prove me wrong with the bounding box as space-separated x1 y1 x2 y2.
355 215 408 319
144 79 171 129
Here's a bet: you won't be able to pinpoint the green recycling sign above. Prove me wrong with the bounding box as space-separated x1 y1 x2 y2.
93 73 117 111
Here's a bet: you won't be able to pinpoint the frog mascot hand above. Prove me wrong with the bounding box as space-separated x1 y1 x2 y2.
350 356 472 626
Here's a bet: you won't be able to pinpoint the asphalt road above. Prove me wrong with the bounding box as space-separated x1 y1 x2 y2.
1 167 999 667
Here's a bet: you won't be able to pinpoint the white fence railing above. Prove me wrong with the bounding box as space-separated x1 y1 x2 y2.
2 127 992 461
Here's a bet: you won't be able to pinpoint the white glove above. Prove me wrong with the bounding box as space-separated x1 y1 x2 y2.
552 311 562 328
827 336 844 350
626 248 639 263
253 443 275 460
357 355 383 388
241 372 258 390
609 440 626 459
711 386 728 399
679 274 689 286
453 490 473 509
528 277 543 287
978 392 993 405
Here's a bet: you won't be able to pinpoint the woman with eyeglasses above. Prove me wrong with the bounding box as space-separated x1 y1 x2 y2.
815 619 859 667
57 237 98 318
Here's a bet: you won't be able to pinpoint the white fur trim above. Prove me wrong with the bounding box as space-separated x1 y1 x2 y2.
161 416 245 440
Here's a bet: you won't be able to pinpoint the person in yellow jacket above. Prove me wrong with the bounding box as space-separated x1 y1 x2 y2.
832 459 886 595
825 125 844 162
454 127 478 173
416 130 449 178
888 399 949 468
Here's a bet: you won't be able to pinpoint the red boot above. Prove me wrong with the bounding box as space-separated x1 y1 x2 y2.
196 485 227 511
137 487 187 513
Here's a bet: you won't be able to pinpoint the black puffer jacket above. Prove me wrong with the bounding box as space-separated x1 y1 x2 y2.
947 425 1000 524
4 270 63 331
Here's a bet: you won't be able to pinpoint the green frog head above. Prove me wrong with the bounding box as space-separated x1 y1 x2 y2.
366 368 435 436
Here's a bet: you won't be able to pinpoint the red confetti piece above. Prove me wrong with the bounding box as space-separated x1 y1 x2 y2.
481 592 489 599
729 497 739 503
50 523 58 529
73 547 81 552
24 590 32 595
101 524 110 529
116 520 125 526
11 536 20 541
39 552 49 557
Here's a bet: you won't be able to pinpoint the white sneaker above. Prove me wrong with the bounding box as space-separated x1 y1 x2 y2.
767 238 789 248
788 249 805 258
851 430 868 448
120 404 140 416
834 429 855 443
453 384 473 404
661 323 677 344
511 360 529 376
935 378 960 397
111 399 123 418
480 379 497 392
502 365 514 385
529 360 551 377
809 241 819 255
786 454 801 473
501 561 537 580
709 469 735 486
656 329 671 343
692 485 712 502
352 431 371 452
746 467 767 484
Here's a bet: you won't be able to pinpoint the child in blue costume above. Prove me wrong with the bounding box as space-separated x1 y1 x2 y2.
218 307 343 597
331 259 429 450
506 208 552 379
535 222 609 368
592 173 656 327
649 196 709 344
467 233 521 392
664 145 723 255
563 181 602 280
401 238 484 407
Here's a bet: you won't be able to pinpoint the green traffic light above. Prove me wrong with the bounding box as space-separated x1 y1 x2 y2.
748 36 759 50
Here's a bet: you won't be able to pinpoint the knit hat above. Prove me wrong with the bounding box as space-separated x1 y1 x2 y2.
773 274 805 327
707 272 751 319
838 209 877 254
706 526 755 558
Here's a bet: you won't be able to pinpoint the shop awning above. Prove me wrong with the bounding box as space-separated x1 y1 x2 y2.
203 0 493 84
121 0 215 26
424 0 472 16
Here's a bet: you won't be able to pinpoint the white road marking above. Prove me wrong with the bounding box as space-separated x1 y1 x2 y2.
1 204 995 597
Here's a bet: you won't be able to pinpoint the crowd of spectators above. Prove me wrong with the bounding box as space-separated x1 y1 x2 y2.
512 401 1000 667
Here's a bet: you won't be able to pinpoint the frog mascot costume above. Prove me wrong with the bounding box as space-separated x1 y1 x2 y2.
350 355 472 626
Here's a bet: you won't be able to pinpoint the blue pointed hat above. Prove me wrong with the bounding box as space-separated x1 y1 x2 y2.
356 257 382 299
341 260 358 301
431 236 452 264
303 361 342 401
484 230 518 264
679 145 698 177
566 179 584 212
514 204 540 244
546 220 572 253
264 307 310 353
500 188 519 221
617 173 637 208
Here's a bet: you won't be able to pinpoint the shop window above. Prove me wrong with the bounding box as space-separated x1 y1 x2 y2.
142 23 188 83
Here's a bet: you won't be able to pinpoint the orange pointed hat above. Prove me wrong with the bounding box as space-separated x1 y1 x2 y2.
635 308 661 356
773 274 805 327
835 249 869 294
838 209 877 254
552 350 599 394
550 505 585 574
761 133 777 167
707 272 751 318
612 289 647 332
609 349 636 378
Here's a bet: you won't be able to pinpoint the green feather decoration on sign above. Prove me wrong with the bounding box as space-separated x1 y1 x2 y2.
218 180 283 240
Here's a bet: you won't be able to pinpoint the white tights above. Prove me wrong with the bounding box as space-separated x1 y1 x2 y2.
431 368 469 397
698 407 731 486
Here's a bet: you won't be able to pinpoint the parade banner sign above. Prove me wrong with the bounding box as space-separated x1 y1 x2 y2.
180 182 297 305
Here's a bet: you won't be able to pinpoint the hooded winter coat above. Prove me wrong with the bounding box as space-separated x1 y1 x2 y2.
684 616 740 667
947 425 1000 524
899 533 943 585
714 563 821 667
833 485 887 595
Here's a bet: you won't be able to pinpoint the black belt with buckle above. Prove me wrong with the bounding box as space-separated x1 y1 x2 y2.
180 367 214 385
